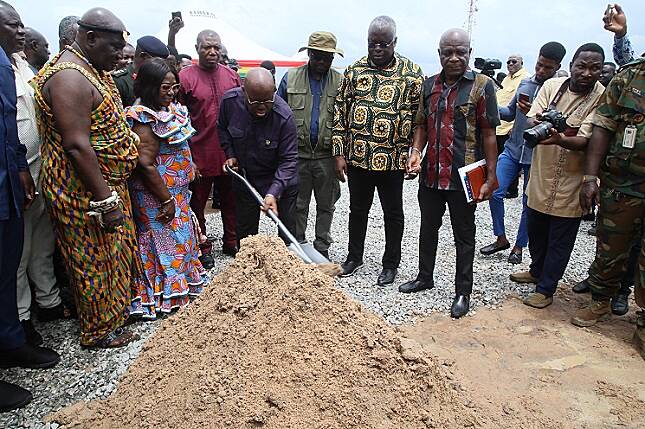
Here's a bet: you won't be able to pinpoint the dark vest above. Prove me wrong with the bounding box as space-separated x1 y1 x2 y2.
286 64 342 159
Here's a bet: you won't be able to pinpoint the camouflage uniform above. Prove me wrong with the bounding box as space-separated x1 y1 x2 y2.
112 63 135 108
586 58 645 355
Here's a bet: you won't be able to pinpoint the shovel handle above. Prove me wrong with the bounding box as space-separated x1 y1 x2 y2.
225 165 311 262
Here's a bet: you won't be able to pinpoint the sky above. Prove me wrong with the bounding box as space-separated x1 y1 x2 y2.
13 0 645 76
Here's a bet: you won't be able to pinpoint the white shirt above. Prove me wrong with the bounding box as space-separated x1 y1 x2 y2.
12 53 41 183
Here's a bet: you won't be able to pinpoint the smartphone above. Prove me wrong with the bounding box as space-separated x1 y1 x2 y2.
519 93 530 103
602 3 616 25
171 11 182 21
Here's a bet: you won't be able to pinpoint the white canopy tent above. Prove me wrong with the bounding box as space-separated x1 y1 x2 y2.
154 9 303 67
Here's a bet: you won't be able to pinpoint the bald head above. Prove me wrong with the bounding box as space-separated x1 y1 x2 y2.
244 68 276 118
25 27 45 44
24 27 50 70
79 7 126 33
75 8 127 72
439 28 470 48
438 28 471 84
245 68 275 93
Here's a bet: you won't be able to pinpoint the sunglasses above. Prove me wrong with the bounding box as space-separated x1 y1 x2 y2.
368 39 395 49
246 93 275 106
310 51 334 61
160 83 181 93
507 59 518 65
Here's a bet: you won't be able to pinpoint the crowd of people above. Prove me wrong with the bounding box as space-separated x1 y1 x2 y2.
0 0 643 413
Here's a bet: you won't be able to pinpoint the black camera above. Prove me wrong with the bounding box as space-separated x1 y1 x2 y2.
474 57 502 78
523 109 568 148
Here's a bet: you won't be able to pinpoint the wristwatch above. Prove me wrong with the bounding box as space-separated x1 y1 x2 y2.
582 175 598 184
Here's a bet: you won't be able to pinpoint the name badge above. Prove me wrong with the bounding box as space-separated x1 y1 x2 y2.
623 125 637 149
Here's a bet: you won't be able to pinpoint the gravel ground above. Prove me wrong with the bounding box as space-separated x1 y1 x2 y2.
0 177 597 428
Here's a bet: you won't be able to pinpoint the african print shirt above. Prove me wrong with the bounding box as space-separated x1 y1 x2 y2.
416 71 500 191
331 53 423 171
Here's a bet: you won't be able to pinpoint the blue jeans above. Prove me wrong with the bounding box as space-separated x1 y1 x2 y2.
488 149 530 248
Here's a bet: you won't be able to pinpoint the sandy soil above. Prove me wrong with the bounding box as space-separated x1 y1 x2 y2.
49 236 483 428
402 286 645 429
47 235 644 428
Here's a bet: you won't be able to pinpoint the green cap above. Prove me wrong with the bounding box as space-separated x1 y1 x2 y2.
299 31 343 57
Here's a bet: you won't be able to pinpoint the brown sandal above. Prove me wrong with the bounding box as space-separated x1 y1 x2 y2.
83 328 140 349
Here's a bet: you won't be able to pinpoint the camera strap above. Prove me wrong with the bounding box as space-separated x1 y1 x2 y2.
548 78 571 110
548 78 595 135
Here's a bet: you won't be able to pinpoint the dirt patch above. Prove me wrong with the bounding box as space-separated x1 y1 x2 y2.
49 236 492 428
402 287 645 429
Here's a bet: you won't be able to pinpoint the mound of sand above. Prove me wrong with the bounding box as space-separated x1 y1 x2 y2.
50 236 485 428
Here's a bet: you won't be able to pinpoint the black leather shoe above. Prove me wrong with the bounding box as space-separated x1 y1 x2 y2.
318 249 330 261
0 381 32 412
377 268 397 286
611 292 630 316
0 343 60 369
340 260 363 277
222 245 239 257
451 294 470 318
480 241 510 256
587 224 597 236
572 279 590 294
582 212 595 222
504 190 519 199
398 279 434 294
199 253 215 270
38 302 76 322
21 319 43 346
507 251 522 264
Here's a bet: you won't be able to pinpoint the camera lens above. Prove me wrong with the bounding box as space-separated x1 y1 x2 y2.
523 122 552 148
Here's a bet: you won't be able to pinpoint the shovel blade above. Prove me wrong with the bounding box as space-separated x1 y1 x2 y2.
287 242 329 264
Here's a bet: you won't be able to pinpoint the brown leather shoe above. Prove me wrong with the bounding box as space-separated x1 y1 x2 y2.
523 292 553 309
571 300 611 327
510 271 538 284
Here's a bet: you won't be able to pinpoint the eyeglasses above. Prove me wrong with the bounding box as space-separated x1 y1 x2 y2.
246 93 275 106
368 39 395 49
160 83 181 93
507 59 518 65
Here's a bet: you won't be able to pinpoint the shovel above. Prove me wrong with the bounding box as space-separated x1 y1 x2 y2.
225 165 341 276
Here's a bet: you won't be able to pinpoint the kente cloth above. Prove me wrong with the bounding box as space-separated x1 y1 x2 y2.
126 103 208 319
31 50 142 346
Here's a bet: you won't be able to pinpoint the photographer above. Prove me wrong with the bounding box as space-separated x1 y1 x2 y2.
481 42 566 265
510 43 605 309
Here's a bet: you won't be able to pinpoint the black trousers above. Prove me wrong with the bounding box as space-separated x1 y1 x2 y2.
0 215 26 350
347 166 404 269
233 180 298 246
418 186 476 295
527 207 581 297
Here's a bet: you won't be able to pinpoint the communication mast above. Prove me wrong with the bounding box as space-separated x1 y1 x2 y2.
466 0 478 40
